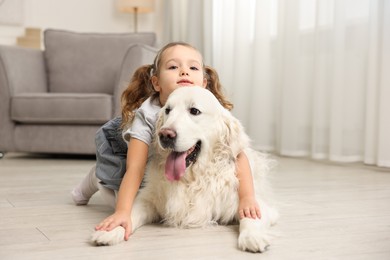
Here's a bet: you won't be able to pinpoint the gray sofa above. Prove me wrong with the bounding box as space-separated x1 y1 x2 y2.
0 29 158 157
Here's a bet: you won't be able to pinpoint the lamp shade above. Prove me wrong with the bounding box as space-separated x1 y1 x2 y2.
117 0 155 13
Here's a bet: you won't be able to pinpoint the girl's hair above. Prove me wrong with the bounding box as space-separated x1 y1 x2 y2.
121 42 233 128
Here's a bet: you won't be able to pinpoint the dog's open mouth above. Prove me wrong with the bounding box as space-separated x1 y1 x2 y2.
165 141 201 182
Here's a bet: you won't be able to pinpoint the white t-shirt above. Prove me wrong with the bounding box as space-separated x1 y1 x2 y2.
122 96 161 148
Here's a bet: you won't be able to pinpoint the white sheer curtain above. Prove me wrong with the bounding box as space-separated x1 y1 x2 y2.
155 0 214 62
160 0 390 167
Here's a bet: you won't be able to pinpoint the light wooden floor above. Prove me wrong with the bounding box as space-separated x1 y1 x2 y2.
0 153 389 260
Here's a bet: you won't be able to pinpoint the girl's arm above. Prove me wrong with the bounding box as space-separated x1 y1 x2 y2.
236 151 261 219
95 138 148 240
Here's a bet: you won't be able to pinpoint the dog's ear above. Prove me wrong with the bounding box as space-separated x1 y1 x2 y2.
153 109 165 148
220 110 250 157
155 109 165 132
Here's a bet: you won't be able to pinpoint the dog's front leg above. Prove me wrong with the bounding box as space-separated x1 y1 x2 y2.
130 196 160 233
237 203 279 252
90 197 159 246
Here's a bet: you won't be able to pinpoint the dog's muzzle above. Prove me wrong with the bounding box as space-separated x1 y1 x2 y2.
158 128 202 181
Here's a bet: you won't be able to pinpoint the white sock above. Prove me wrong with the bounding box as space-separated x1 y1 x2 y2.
98 183 117 209
71 165 99 205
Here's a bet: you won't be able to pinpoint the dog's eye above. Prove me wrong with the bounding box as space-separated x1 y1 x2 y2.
165 107 171 115
189 107 201 115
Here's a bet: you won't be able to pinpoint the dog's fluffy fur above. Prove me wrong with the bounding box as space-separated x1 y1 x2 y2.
91 86 278 252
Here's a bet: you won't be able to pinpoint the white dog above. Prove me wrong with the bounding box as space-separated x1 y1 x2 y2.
91 86 278 252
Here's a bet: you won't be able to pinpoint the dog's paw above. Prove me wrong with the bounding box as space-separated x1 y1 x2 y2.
90 226 125 246
238 218 271 253
238 228 270 253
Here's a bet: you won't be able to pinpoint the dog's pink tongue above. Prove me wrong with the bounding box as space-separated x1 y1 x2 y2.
165 151 186 181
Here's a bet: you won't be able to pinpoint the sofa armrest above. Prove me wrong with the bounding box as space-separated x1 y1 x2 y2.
0 45 48 152
113 44 158 116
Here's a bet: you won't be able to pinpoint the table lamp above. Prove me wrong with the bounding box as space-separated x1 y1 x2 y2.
117 0 155 32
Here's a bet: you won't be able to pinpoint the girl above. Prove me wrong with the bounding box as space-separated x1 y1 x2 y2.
72 42 260 240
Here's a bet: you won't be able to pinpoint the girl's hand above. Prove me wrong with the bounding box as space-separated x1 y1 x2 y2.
238 196 261 219
95 210 132 240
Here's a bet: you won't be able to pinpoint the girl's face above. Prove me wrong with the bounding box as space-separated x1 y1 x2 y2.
151 45 207 106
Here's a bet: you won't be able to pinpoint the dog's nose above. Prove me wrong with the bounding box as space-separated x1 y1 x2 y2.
159 128 177 149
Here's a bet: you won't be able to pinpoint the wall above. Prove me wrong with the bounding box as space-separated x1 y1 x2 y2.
0 0 156 45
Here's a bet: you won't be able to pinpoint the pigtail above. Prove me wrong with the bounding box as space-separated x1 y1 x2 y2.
205 66 234 111
121 65 157 128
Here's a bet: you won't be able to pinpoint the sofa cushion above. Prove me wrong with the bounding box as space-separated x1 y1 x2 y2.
11 93 112 124
44 29 156 94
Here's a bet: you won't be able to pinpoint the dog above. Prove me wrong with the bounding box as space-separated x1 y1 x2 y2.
91 86 278 252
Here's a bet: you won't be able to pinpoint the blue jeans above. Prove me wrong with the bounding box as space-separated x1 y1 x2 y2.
95 117 128 191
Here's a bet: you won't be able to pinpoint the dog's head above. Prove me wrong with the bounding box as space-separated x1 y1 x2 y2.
155 86 249 182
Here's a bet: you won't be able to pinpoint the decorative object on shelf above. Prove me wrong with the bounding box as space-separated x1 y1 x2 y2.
17 27 41 49
117 0 154 33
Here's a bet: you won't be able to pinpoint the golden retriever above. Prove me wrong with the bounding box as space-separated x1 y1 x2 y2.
91 86 278 252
